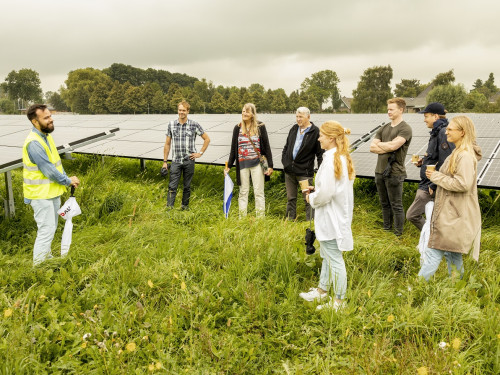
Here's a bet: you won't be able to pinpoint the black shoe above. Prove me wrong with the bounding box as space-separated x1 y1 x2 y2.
181 205 189 211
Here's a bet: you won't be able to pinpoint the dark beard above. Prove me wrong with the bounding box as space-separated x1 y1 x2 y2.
41 123 54 134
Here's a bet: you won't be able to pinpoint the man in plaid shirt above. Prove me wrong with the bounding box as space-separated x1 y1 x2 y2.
163 101 210 209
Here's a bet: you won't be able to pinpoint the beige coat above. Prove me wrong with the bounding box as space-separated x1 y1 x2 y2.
427 145 482 260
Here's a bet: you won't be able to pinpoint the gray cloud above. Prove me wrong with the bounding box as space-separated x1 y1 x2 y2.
1 0 499 95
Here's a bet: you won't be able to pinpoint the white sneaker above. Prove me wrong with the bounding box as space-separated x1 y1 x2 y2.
316 298 346 311
299 288 328 302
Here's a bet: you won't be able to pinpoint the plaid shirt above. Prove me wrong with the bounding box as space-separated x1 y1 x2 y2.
166 119 205 163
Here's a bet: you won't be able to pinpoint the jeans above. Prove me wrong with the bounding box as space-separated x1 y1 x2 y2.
418 247 464 281
167 160 195 208
285 173 314 221
406 188 433 231
239 164 265 217
318 239 347 300
31 197 61 265
374 173 405 236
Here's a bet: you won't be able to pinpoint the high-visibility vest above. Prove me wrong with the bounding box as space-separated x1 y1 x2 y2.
22 131 67 199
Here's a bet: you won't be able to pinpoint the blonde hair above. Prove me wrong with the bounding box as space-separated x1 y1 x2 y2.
387 97 406 111
447 115 477 175
178 101 190 111
320 121 355 180
240 103 260 136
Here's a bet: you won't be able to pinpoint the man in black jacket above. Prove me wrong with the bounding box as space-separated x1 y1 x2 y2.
406 102 454 230
282 107 324 220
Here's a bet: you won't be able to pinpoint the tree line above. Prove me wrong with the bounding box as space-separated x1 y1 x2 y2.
1 63 499 114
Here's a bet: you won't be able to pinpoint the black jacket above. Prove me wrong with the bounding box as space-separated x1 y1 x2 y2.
419 118 455 191
227 123 273 186
281 122 323 177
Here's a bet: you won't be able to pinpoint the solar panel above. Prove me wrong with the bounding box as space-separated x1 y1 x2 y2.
0 115 120 217
477 139 500 188
477 137 500 173
3 113 498 190
351 152 379 178
0 147 21 167
479 158 500 188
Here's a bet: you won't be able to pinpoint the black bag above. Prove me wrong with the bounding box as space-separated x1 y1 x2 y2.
305 228 316 255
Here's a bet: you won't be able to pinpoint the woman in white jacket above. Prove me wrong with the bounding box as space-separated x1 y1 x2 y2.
299 121 355 311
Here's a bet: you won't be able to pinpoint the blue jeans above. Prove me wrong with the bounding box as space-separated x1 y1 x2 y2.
418 247 464 281
167 160 195 207
30 197 61 265
318 239 347 299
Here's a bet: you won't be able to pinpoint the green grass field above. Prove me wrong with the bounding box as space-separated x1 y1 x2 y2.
1 155 499 374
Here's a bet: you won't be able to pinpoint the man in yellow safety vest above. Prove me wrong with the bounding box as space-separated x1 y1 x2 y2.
23 104 80 265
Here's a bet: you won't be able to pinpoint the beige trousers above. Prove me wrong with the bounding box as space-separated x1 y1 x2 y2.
239 164 265 217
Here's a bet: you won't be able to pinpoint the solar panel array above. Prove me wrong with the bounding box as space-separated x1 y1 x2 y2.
0 116 119 173
1 113 499 189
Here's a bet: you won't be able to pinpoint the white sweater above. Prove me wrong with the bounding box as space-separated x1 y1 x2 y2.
308 147 354 251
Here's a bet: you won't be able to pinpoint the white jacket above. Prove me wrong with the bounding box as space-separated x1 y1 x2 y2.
308 147 354 251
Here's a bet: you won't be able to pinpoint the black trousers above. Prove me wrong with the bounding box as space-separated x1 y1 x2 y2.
285 173 314 221
374 172 405 236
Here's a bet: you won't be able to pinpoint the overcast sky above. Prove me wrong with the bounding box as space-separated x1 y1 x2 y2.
1 0 499 97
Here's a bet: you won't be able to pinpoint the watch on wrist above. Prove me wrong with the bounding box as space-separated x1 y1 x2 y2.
199 151 204 155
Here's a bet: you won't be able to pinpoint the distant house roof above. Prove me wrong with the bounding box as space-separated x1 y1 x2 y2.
402 97 427 112
401 83 436 112
341 96 352 109
416 82 435 98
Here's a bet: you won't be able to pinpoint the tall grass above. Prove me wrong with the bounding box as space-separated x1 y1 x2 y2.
0 155 499 374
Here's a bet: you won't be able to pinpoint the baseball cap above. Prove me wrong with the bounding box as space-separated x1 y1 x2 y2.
418 102 446 115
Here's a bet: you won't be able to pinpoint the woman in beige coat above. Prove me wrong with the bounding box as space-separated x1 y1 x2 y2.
418 116 482 281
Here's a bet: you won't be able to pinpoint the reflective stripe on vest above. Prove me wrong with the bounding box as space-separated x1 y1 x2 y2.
23 160 61 171
23 131 67 199
24 178 52 185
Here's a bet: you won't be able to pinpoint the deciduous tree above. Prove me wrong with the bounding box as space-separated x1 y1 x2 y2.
394 79 421 97
3 68 43 108
151 91 168 113
433 70 455 86
210 92 227 113
106 81 128 114
351 65 393 113
46 89 71 112
0 98 15 114
300 70 341 111
226 92 242 113
427 84 466 113
463 91 488 112
123 85 147 114
288 90 300 112
271 88 288 113
62 68 112 114
88 82 112 113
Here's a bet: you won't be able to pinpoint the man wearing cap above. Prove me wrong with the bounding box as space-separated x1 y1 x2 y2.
23 104 80 265
370 98 412 237
406 102 454 230
281 107 324 221
162 100 210 210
